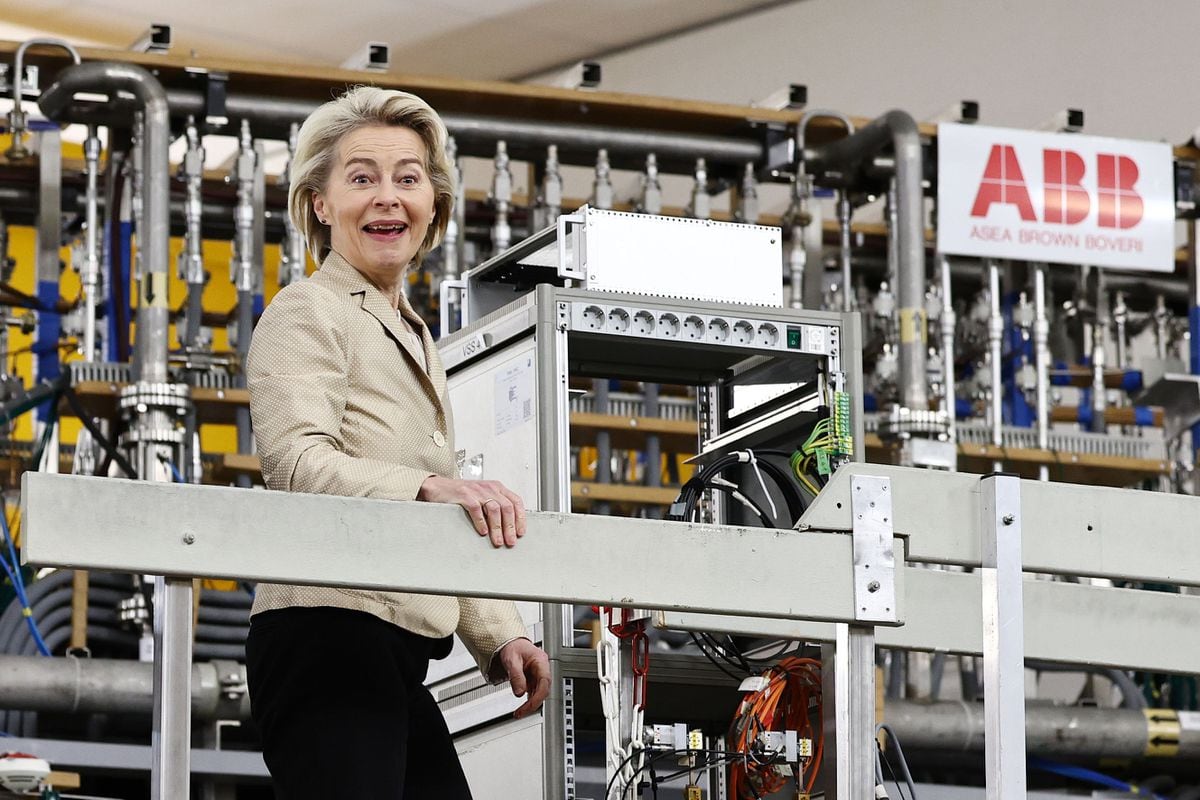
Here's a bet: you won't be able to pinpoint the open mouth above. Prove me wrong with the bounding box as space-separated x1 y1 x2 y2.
362 222 409 237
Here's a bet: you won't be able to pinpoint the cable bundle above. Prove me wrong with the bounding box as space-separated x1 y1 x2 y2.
729 656 823 799
667 450 806 528
789 419 836 497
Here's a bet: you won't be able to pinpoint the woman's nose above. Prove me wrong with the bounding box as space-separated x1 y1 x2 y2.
373 182 400 207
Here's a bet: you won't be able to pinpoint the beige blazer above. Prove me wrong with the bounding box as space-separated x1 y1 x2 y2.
246 251 527 676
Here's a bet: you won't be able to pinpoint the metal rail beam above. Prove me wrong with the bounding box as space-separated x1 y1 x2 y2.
21 473 903 626
655 569 1200 675
799 463 1200 585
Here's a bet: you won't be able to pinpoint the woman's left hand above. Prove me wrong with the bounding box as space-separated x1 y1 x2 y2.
498 638 551 719
417 476 527 547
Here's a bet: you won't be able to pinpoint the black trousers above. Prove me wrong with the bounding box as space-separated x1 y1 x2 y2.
246 606 472 800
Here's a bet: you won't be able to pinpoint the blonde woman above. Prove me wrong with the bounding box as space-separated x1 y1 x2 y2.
246 86 549 799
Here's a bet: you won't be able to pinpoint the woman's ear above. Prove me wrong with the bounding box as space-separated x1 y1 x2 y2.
312 194 327 225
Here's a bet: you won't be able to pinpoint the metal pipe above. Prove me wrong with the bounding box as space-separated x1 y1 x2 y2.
938 253 957 444
1033 263 1050 481
278 122 305 287
1154 294 1170 360
0 654 249 721
591 148 613 211
532 143 563 232
1113 290 1128 370
685 158 709 219
987 260 1003 469
5 38 81 161
230 120 256 298
1090 267 1107 433
81 126 102 363
838 190 853 313
782 175 810 309
490 140 513 250
39 61 171 384
57 90 765 169
736 162 758 224
178 118 205 345
637 153 661 216
806 110 927 411
885 699 1200 761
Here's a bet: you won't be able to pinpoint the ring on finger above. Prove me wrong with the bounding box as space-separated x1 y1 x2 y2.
483 497 499 508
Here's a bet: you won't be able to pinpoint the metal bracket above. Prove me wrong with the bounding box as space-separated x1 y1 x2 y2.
556 210 586 280
849 474 896 623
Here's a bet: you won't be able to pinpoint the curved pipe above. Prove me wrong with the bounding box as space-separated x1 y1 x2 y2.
5 38 81 161
805 110 928 410
38 61 171 384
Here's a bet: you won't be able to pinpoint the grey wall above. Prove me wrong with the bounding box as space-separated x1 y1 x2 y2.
537 0 1200 144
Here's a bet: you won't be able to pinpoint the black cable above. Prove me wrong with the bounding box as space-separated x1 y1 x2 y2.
673 451 807 526
60 384 137 478
699 632 749 674
608 748 739 800
690 632 744 682
878 739 910 800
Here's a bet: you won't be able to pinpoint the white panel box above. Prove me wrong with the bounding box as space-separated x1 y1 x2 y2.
565 207 783 306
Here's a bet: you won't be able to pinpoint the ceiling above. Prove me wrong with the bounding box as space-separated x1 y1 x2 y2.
0 0 789 82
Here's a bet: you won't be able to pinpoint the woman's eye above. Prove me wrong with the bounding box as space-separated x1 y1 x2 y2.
399 174 419 186
350 174 370 184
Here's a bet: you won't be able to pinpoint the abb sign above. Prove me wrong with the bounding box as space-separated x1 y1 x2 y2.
937 123 1174 272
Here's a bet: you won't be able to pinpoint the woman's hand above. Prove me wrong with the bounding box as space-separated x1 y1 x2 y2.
417 476 527 547
497 638 551 719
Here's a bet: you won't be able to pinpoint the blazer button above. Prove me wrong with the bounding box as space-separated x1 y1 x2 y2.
432 430 446 447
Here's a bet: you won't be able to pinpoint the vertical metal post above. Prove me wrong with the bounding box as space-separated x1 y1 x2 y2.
938 253 957 445
987 261 1004 472
979 474 1026 800
828 624 876 800
823 474 892 800
151 575 193 800
81 126 102 362
1090 267 1107 433
230 121 258 490
839 190 853 313
642 382 661 520
593 378 612 516
1033 264 1050 482
538 290 573 799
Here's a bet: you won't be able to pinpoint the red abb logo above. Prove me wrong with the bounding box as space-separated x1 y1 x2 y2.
970 145 1143 229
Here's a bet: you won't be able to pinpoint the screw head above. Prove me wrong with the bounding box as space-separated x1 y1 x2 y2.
1002 514 1015 526
182 532 195 545
867 580 881 593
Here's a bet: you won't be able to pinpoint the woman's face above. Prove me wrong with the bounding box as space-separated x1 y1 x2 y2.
313 124 435 279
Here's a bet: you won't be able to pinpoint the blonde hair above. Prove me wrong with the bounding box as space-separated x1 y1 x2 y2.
288 85 454 266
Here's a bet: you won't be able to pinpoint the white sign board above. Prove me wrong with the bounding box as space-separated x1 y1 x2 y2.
937 123 1175 272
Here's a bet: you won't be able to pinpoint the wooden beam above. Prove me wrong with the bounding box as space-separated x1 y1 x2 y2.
571 481 678 507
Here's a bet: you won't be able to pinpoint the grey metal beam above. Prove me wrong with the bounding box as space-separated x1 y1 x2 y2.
799 464 1200 586
21 473 904 626
0 737 268 778
655 568 1200 675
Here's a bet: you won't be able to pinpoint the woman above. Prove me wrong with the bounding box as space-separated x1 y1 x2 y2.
245 85 550 799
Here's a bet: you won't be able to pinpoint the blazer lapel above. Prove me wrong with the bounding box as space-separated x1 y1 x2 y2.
398 294 448 400
316 252 448 417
